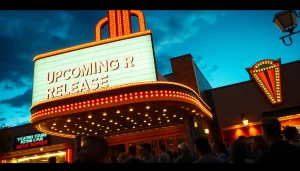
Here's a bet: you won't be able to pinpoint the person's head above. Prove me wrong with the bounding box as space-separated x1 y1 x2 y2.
223 138 230 147
160 145 167 152
253 136 268 152
139 143 151 157
283 126 300 142
178 143 191 154
212 141 227 155
48 156 56 163
117 153 129 163
231 140 249 163
128 145 137 158
78 136 109 163
194 136 210 156
261 118 282 145
108 157 118 163
237 136 247 144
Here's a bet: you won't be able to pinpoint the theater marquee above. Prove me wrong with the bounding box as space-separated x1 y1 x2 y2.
32 33 157 105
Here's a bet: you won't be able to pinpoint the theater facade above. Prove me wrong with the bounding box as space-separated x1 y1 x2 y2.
4 10 212 161
1 10 299 163
209 59 300 142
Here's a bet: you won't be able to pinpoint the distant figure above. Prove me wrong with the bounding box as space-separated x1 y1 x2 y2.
128 145 138 159
237 136 255 160
211 141 230 163
231 140 255 163
257 118 300 163
78 136 109 163
223 138 232 157
140 143 156 163
123 145 145 163
193 137 225 163
123 158 146 163
117 153 129 163
175 143 198 163
283 126 300 146
48 156 56 163
158 145 171 163
253 136 268 161
108 157 118 163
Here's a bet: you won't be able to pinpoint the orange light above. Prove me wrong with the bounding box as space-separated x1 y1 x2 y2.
30 87 213 124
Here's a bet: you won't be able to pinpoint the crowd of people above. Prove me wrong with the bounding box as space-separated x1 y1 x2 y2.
49 117 300 163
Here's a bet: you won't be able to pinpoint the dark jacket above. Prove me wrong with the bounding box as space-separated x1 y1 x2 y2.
256 140 300 163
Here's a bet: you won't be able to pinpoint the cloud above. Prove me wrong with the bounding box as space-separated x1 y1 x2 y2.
201 65 208 69
145 10 226 52
2 84 13 91
16 111 28 118
0 88 32 108
0 112 5 122
0 11 78 89
212 65 219 72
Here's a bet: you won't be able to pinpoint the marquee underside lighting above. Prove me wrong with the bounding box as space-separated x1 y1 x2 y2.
31 86 212 122
33 100 208 138
247 59 283 105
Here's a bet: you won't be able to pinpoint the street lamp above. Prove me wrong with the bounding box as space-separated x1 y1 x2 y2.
273 10 300 46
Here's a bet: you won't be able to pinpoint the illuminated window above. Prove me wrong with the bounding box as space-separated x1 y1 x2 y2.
6 150 66 163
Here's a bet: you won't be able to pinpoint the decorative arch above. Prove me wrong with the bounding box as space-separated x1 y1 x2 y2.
95 10 148 41
95 17 108 41
130 10 146 32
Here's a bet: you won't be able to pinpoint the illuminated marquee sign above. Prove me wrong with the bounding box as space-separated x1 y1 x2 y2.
32 10 157 105
246 59 282 105
14 133 50 150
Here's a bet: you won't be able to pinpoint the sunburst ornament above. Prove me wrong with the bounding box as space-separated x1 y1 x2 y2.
246 59 283 105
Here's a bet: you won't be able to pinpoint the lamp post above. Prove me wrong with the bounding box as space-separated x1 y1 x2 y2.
273 10 300 46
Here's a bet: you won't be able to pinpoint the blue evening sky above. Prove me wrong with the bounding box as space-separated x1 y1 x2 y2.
0 10 299 127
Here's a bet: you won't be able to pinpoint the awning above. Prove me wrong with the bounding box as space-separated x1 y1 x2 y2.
262 105 300 118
